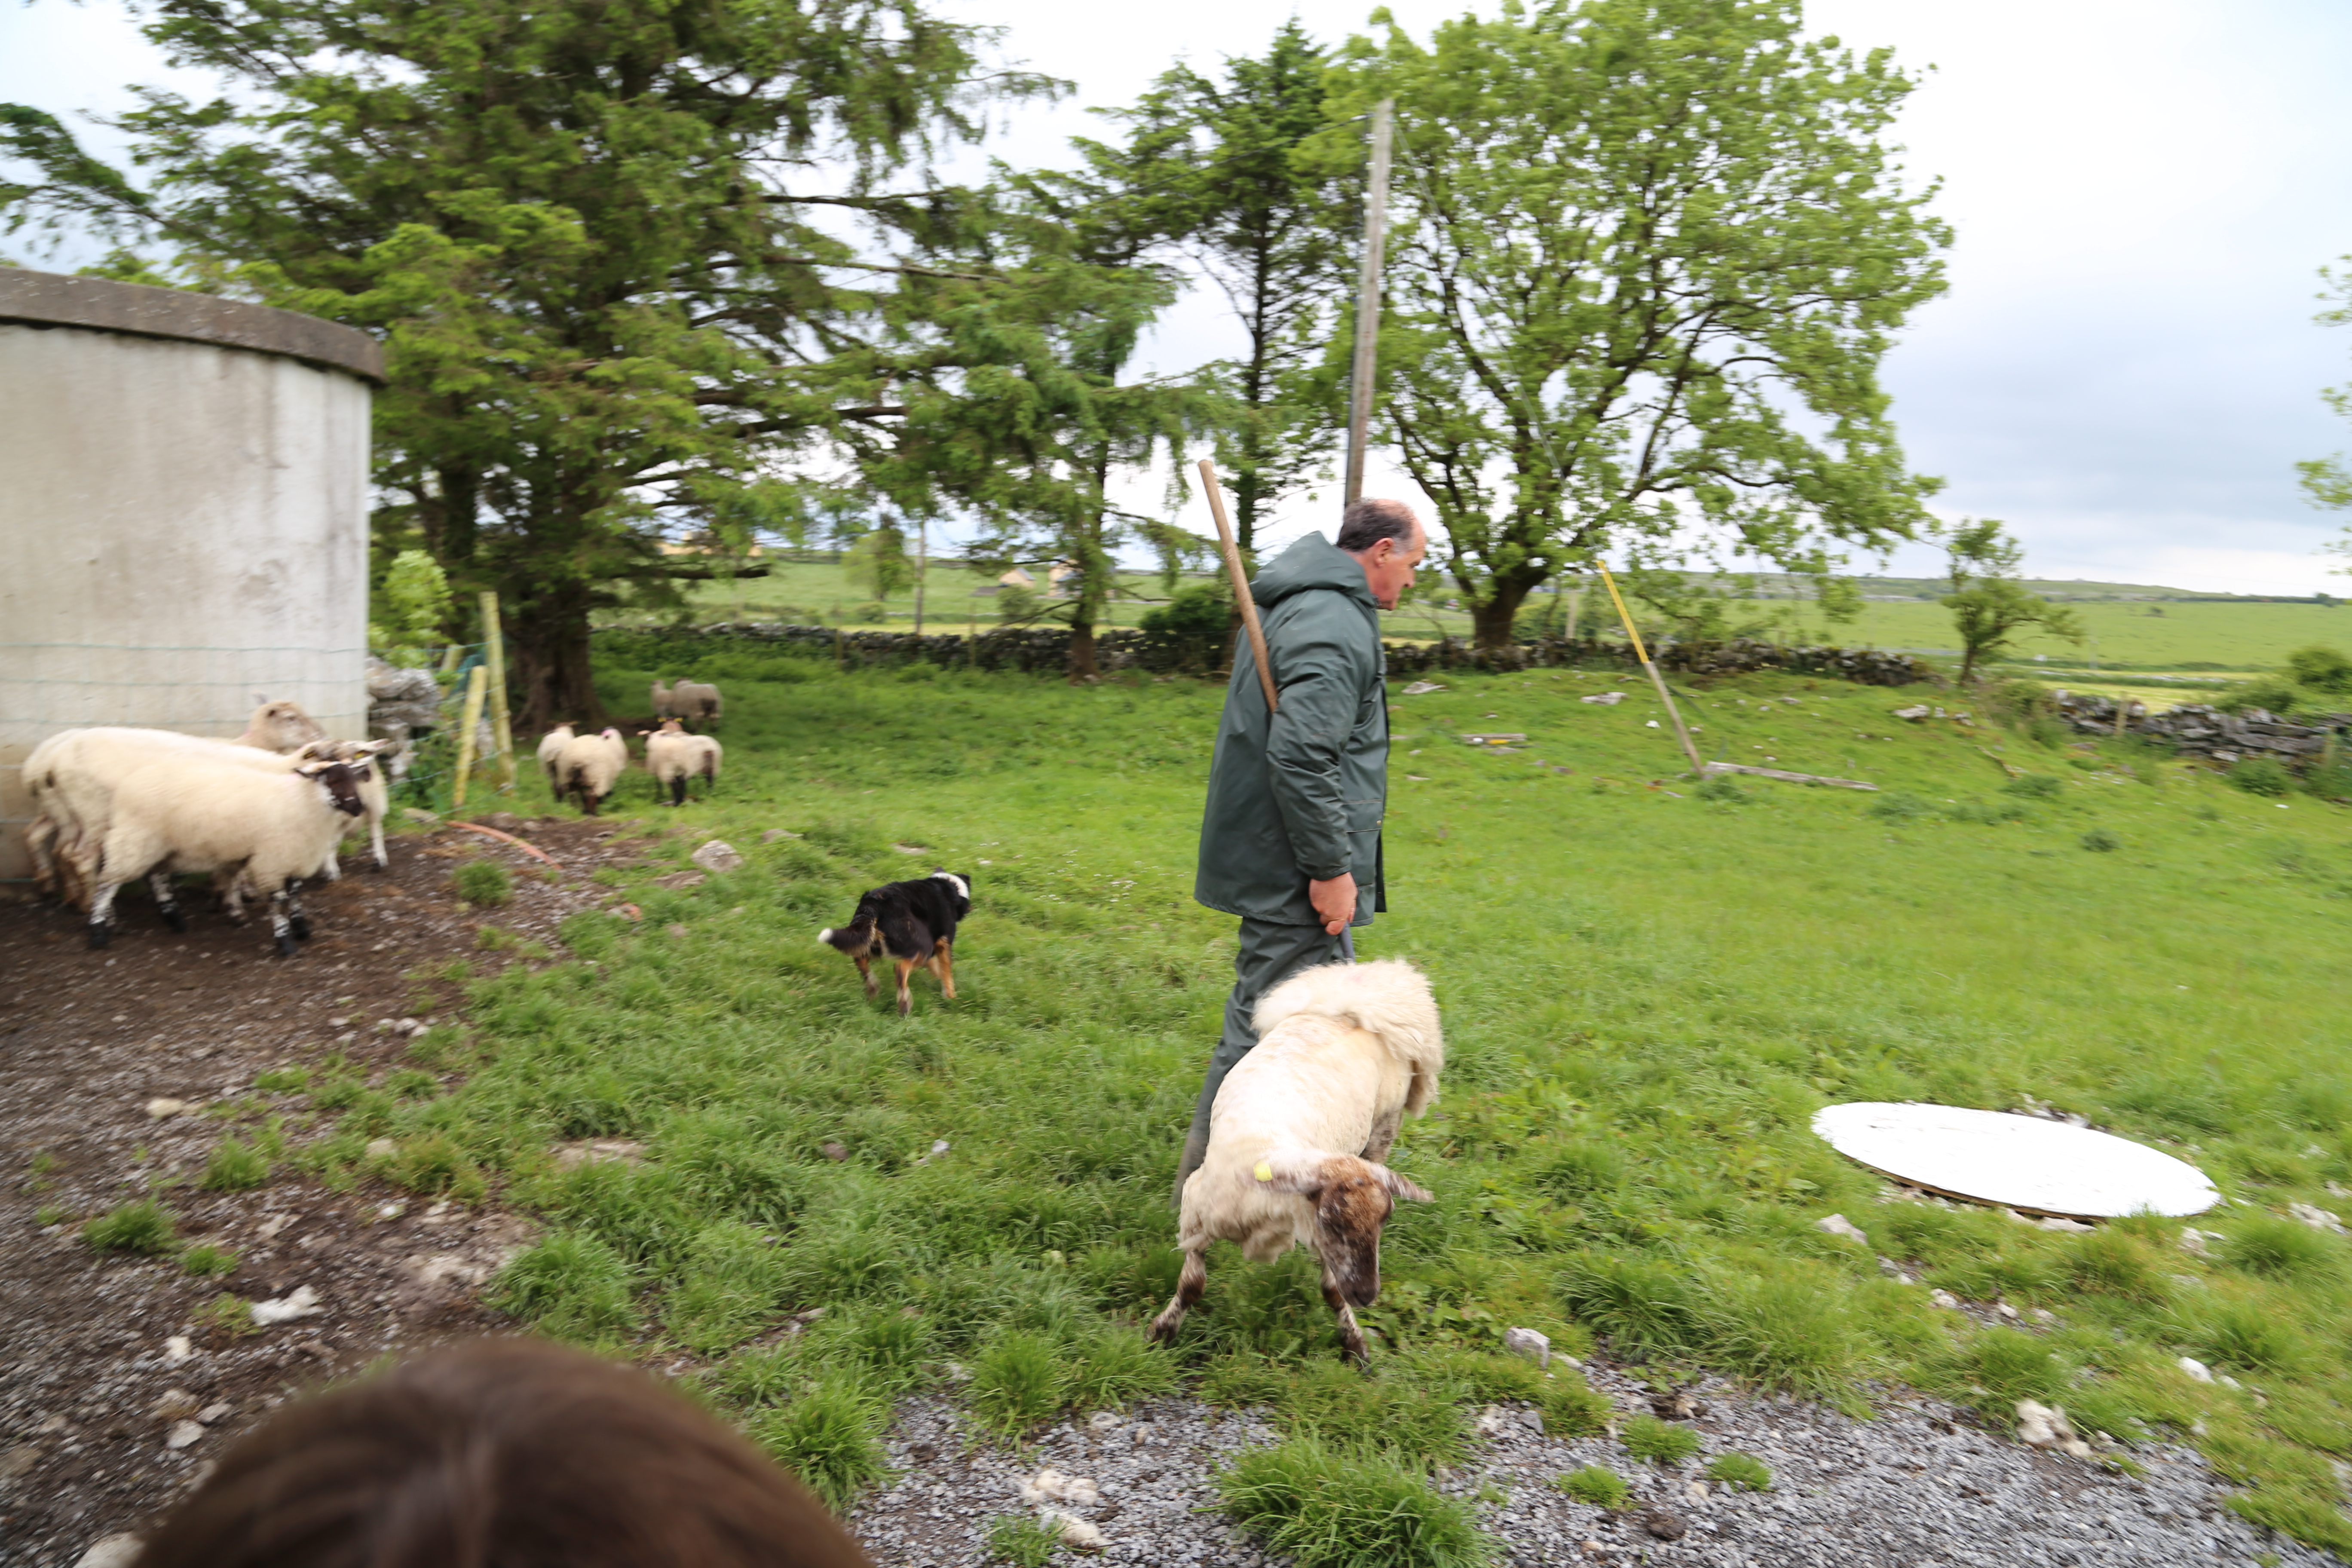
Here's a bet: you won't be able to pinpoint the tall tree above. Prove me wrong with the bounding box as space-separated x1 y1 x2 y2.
1079 21 1349 551
1941 518 2083 684
3 0 1067 726
1330 0 1949 651
2301 260 2352 576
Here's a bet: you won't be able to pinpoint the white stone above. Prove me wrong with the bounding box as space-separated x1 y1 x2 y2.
1502 1326 1551 1369
197 1402 233 1426
2015 1400 2092 1459
163 1420 204 1450
1087 1411 1122 1433
2179 1228 2215 1256
690 839 745 873
1813 1213 1869 1244
364 1137 398 1160
251 1285 322 1326
1476 1404 1511 1436
2288 1203 2345 1233
1580 692 1626 705
2177 1356 2214 1383
1929 1289 1962 1310
1994 1302 2021 1321
73 1534 144 1568
144 1098 188 1119
162 1335 192 1366
2035 1216 2094 1232
1402 681 1446 695
1050 1512 1106 1552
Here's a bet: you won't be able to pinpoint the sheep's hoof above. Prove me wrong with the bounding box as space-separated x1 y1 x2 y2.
87 924 111 950
273 934 299 959
289 913 312 941
368 858 389 873
163 908 188 934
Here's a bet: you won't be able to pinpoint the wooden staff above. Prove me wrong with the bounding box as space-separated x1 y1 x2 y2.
1198 458 1278 714
1596 563 1704 773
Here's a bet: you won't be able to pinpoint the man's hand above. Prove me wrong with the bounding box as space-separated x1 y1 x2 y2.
1308 873 1357 936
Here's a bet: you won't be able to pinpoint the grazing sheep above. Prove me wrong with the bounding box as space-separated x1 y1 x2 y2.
555 728 629 815
88 752 373 956
649 680 677 720
640 719 721 806
1149 959 1442 1366
330 742 392 875
670 679 723 724
537 723 577 791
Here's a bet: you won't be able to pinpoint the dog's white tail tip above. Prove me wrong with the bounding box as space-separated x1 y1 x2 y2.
818 928 834 943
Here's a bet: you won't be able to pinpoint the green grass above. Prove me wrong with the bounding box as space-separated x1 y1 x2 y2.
1553 1465 1632 1508
83 1200 178 1255
1620 1413 1702 1465
181 1242 239 1277
199 1136 270 1191
213 646 2352 1553
454 859 514 907
983 1513 1065 1567
1217 1437 1493 1568
1705 1452 1773 1491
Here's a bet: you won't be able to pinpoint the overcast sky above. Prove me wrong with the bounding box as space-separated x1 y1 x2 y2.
8 0 2352 592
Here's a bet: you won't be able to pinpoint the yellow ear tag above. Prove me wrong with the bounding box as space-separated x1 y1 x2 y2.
1253 1161 1275 1183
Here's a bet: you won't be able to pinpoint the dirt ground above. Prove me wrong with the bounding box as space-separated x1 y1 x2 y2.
0 812 655 1566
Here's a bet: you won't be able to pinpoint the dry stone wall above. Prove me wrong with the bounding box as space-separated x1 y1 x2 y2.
2053 690 2349 768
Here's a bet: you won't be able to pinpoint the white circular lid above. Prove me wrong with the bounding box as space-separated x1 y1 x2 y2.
1811 1102 2219 1219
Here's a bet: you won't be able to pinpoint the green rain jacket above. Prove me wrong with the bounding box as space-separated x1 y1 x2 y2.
1194 532 1388 927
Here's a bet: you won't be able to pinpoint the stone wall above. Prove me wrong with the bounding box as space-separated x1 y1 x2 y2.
2053 691 2349 767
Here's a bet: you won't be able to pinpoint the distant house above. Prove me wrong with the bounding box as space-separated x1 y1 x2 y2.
1047 560 1080 598
998 567 1036 588
658 538 764 557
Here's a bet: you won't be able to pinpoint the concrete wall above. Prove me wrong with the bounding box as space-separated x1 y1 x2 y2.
0 272 382 890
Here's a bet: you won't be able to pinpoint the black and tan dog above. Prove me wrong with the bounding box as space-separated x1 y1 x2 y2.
818 870 971 1015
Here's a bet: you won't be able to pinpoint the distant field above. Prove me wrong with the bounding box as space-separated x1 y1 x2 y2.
612 556 2352 680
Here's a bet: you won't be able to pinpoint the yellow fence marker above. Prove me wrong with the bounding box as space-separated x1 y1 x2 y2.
452 664 488 810
1595 564 1705 774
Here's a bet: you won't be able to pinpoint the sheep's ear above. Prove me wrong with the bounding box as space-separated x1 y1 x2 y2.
293 740 333 760
293 760 336 778
1373 1166 1434 1203
1253 1155 1328 1198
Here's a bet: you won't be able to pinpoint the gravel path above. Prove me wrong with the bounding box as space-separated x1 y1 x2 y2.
851 1363 2337 1567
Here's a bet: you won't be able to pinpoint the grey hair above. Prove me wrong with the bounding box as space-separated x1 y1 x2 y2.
1336 498 1420 554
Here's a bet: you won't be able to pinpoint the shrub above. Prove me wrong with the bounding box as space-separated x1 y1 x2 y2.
2227 758 2292 798
2219 677 2303 717
1621 1413 1700 1464
1217 1437 1492 1568
2220 1215 2337 1280
2285 645 2352 695
1554 1466 1631 1508
83 1199 177 1255
983 1513 1063 1567
199 1136 270 1192
2079 828 2120 853
454 859 513 907
1280 1360 1470 1470
1705 1452 1773 1491
181 1243 239 1278
489 1231 641 1341
745 1376 889 1510
2002 773 2064 799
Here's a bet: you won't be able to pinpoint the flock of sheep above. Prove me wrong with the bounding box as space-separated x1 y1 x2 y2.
22 701 393 956
535 679 726 815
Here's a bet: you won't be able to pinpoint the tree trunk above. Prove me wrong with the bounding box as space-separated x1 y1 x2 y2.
1469 579 1536 652
1066 619 1099 683
508 582 605 732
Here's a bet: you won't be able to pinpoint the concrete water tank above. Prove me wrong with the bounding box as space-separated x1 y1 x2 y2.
0 269 383 892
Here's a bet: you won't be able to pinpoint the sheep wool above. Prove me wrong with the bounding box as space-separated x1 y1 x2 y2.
670 680 723 723
1154 959 1442 1366
556 728 630 816
537 723 577 790
641 720 720 807
89 752 369 956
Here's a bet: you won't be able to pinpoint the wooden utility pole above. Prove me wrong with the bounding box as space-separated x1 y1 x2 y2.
478 590 516 792
1596 564 1704 774
913 519 928 635
1343 99 1396 507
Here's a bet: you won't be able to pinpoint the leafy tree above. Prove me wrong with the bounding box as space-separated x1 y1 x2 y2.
843 521 915 604
1328 0 1948 651
1082 21 1349 551
2 0 1075 726
371 549 454 667
2304 262 2352 575
2284 645 2352 696
1941 518 2083 684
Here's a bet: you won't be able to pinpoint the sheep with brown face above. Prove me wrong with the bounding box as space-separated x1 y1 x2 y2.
1150 959 1442 1366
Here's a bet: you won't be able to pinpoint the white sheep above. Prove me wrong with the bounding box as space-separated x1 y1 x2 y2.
537 723 577 791
87 751 374 956
1149 959 1442 1366
671 679 723 724
650 680 677 720
555 727 629 815
24 714 327 908
640 719 721 806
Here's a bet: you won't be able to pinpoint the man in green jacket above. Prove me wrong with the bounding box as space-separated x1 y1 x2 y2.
1176 497 1427 1199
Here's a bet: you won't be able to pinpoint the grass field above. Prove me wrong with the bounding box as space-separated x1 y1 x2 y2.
620 555 2352 682
250 649 2352 1560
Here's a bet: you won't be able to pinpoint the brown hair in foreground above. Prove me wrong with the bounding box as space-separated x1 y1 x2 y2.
137 1337 875 1568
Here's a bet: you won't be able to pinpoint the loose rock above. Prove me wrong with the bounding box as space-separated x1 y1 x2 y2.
250 1284 323 1326
1503 1325 1551 1368
690 839 744 873
1643 1509 1689 1540
74 1535 144 1568
1814 1212 1869 1244
162 1421 204 1451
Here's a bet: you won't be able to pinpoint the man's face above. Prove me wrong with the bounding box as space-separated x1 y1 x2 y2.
1356 524 1427 611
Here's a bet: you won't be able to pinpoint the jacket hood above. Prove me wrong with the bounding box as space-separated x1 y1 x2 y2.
1249 533 1374 611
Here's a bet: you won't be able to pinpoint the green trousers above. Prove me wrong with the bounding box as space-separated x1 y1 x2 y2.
1173 917 1349 1204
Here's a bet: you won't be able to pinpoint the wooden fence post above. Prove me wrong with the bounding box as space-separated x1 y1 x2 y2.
478 590 517 792
452 664 488 810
